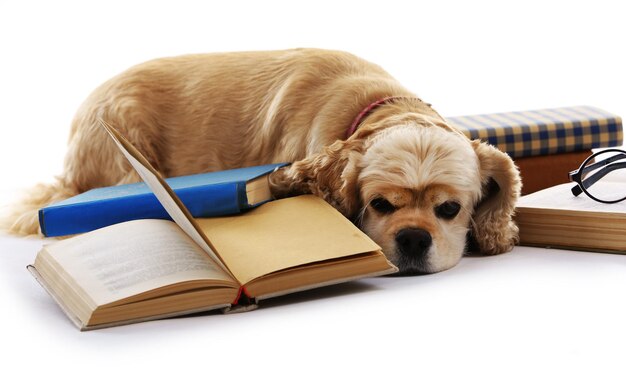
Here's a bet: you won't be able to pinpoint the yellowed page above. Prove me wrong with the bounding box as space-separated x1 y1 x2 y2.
196 195 382 285
45 219 237 307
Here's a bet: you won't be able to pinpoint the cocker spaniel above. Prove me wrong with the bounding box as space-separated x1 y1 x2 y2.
5 48 521 274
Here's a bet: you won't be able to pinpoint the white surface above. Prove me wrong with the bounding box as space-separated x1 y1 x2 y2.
1 1 625 375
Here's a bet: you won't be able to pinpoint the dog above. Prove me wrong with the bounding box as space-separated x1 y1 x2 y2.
3 48 521 274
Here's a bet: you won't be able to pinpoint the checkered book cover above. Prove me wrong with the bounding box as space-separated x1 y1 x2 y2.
447 106 623 158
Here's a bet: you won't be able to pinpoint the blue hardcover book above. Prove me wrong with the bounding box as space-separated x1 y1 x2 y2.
39 163 289 237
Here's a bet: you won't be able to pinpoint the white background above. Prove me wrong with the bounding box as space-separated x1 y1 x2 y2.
0 0 625 375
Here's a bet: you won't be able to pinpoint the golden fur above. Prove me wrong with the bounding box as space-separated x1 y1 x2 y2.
3 48 521 274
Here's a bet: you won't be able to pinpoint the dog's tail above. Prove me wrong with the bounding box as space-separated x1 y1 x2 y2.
0 177 79 236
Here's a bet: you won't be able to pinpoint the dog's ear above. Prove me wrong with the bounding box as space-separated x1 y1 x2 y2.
468 140 522 255
269 138 364 218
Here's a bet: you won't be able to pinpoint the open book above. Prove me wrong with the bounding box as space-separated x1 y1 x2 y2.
515 182 626 253
28 122 397 330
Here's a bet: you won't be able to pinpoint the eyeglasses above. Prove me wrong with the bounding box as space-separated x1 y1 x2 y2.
568 148 626 203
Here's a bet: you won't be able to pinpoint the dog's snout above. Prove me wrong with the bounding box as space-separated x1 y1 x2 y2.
396 228 432 258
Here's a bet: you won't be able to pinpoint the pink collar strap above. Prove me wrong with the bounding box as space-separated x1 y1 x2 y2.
346 96 407 138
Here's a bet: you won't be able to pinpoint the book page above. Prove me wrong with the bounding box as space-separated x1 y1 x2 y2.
196 195 382 285
518 182 626 214
44 219 237 307
99 120 232 275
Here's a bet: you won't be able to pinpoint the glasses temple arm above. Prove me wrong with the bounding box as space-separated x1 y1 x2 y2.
578 153 626 175
572 161 626 196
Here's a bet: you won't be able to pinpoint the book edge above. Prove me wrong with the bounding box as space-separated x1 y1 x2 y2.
28 265 86 330
28 265 233 331
518 240 626 254
253 263 398 301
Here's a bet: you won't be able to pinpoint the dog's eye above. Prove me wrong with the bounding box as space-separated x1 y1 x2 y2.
436 201 461 220
370 198 396 214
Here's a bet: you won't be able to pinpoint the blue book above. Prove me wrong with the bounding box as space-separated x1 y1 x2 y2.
39 163 288 237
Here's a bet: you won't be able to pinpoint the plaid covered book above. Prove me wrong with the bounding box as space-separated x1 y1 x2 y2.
447 106 623 159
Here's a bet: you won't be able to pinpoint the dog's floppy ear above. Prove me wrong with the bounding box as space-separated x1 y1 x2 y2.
269 138 363 218
468 140 522 255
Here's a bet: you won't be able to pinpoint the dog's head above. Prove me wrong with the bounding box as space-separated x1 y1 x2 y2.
355 119 521 273
270 115 521 274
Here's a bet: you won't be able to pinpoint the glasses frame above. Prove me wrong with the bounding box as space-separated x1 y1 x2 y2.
568 148 626 204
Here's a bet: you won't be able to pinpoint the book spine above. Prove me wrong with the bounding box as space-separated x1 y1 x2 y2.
40 183 244 237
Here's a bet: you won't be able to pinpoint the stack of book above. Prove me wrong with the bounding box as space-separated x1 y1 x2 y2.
447 106 623 195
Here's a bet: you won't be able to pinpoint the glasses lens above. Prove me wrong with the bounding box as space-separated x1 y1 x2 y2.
581 150 626 202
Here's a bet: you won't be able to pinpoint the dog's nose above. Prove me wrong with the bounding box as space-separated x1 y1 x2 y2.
395 228 432 258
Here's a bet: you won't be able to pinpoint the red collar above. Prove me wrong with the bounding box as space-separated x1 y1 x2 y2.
346 96 408 138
